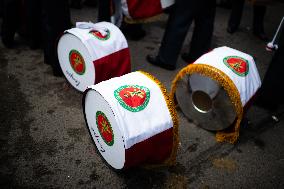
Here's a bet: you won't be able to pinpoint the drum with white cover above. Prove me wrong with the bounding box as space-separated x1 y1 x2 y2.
83 71 178 169
57 22 131 92
171 46 261 143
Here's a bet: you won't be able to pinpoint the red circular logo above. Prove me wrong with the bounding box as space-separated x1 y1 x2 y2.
69 50 86 75
223 56 249 76
114 85 150 112
96 111 114 146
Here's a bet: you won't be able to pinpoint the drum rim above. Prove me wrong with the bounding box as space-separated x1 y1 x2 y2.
57 33 95 92
170 63 243 144
83 87 126 170
175 76 236 131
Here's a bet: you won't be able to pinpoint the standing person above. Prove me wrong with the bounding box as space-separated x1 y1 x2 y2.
227 0 268 41
1 0 71 76
26 0 71 76
254 28 284 111
1 0 21 48
146 0 216 70
26 0 42 49
41 0 71 76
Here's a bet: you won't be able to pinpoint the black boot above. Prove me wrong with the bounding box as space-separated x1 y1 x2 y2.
146 54 176 70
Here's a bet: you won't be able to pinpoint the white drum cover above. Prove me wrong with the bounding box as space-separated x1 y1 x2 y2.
57 22 130 92
83 71 178 169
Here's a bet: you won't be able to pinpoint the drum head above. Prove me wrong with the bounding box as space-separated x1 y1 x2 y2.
58 33 95 92
175 74 236 131
84 89 125 169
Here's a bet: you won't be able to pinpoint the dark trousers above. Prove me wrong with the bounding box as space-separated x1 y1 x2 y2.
26 0 42 48
0 0 3 16
256 34 284 110
253 4 266 34
41 0 71 72
228 0 266 33
24 0 71 72
1 0 21 46
97 0 111 22
157 0 216 66
255 28 284 110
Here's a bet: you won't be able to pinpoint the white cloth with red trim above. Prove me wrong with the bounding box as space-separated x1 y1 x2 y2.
66 22 128 61
194 46 261 106
89 72 173 149
58 21 130 91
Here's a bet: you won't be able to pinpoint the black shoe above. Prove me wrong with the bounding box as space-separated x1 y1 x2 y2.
254 97 277 112
121 23 146 41
181 53 196 64
44 55 51 65
2 37 14 48
227 26 237 34
52 67 64 77
253 32 268 41
29 39 41 50
146 55 175 70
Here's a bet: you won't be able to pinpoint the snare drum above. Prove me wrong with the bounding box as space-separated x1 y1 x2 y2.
57 22 131 92
171 46 261 143
83 71 178 169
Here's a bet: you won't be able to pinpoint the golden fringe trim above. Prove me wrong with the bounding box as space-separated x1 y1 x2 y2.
170 64 243 144
124 14 162 24
139 71 179 167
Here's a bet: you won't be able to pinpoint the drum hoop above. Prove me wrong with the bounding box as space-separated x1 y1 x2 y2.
139 71 179 167
170 64 243 144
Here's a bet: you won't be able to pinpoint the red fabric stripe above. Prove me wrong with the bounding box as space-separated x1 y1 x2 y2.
124 127 173 169
93 48 131 84
126 0 162 19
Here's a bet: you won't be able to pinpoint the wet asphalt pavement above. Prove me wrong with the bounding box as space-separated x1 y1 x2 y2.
1 3 284 189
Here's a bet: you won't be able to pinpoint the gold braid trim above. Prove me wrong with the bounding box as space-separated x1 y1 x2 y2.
170 64 243 144
124 14 162 24
139 71 179 167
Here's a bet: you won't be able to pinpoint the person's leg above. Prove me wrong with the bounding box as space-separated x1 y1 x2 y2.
41 0 71 76
26 0 42 49
97 0 111 22
227 0 245 33
255 30 284 110
255 51 284 110
0 0 3 17
1 0 20 48
253 4 267 40
184 0 216 63
147 0 195 69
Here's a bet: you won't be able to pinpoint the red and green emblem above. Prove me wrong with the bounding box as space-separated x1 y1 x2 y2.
89 29 110 40
69 49 86 75
96 111 114 146
223 56 249 76
114 85 150 112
